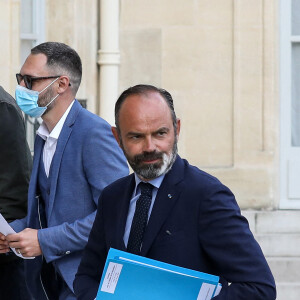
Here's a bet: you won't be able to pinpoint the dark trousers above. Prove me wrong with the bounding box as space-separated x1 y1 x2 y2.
0 258 31 300
41 259 75 300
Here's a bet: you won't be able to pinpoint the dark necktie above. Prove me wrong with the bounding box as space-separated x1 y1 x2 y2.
127 182 154 254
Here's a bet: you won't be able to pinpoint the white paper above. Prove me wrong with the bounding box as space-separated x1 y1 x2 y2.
197 282 215 300
0 213 34 259
100 262 123 294
214 283 222 296
119 256 198 278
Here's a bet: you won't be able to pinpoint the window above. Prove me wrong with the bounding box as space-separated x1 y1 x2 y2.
20 0 45 151
280 0 300 208
20 0 45 64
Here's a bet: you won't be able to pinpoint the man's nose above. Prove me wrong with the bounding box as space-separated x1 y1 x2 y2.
143 136 155 152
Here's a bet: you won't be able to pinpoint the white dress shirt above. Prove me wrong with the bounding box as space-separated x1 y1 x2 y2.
36 100 75 177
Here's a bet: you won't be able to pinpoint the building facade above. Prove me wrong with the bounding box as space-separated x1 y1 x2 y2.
1 0 299 298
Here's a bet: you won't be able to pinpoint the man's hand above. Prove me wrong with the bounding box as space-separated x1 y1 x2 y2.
0 232 9 253
6 228 42 257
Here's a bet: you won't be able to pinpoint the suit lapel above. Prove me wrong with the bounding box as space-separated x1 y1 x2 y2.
30 136 44 199
48 100 81 220
115 175 136 251
141 156 185 256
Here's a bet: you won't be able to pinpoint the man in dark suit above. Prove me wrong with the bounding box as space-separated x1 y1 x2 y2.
0 86 32 299
0 42 128 300
74 84 276 300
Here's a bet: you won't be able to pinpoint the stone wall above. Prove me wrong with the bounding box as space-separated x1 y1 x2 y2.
46 0 99 113
0 0 20 93
119 0 278 209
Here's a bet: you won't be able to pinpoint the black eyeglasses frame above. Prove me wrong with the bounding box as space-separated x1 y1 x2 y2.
16 73 62 90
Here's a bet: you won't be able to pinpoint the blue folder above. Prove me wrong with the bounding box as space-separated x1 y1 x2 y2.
96 248 221 300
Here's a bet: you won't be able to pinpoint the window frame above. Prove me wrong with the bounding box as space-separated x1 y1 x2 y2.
280 0 300 208
20 0 46 152
20 0 45 47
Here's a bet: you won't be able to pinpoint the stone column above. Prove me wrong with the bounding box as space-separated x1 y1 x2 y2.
97 0 120 125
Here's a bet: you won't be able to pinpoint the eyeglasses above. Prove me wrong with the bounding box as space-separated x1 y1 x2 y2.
16 73 61 90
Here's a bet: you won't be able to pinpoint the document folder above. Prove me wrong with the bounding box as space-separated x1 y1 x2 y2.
96 248 221 300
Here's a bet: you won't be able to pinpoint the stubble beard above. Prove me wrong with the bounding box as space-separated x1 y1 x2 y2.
38 87 57 114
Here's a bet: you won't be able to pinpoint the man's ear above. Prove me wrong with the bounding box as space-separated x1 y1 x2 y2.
176 118 181 139
111 127 122 147
57 76 70 94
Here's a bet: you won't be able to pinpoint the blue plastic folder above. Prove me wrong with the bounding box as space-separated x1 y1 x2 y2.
96 248 221 300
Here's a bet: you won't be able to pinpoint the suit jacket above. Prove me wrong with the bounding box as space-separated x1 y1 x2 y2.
10 100 129 299
0 86 32 264
74 156 276 300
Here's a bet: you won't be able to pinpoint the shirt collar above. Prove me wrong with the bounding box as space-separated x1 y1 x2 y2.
37 100 75 141
134 173 165 196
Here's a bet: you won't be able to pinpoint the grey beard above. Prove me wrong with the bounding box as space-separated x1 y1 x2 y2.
129 142 178 180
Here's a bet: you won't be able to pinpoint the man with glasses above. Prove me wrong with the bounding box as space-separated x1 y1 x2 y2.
0 42 128 299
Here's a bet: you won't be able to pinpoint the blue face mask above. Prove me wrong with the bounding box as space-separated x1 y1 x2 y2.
15 77 60 118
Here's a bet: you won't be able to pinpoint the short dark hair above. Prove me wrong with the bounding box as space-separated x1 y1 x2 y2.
31 42 82 94
115 84 177 132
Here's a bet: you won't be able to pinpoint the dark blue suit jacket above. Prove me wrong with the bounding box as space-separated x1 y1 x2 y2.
74 156 276 300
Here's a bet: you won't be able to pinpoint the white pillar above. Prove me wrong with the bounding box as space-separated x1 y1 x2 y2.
97 0 120 125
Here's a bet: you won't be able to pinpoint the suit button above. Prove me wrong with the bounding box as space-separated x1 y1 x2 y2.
47 189 50 195
65 251 71 255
